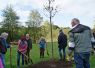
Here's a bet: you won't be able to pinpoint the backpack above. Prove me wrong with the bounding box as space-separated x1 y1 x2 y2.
18 40 27 54
0 38 7 54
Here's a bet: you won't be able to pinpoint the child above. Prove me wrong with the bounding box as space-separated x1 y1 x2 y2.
39 37 46 58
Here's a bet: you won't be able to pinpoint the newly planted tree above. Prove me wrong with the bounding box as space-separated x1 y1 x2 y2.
44 0 59 57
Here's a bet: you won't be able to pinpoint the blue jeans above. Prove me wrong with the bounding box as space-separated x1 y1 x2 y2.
0 54 5 68
59 47 66 60
74 52 90 68
17 51 24 67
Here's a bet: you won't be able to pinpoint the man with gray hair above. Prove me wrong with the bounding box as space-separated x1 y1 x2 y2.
68 18 93 68
25 34 32 64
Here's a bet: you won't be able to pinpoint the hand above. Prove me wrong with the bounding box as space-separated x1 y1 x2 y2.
68 50 73 56
10 45 13 48
29 48 32 50
10 42 18 45
10 42 14 44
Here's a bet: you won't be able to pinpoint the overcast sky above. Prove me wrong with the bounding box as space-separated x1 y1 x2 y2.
0 0 95 28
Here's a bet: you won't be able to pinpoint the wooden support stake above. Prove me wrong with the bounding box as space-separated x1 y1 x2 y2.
10 46 12 68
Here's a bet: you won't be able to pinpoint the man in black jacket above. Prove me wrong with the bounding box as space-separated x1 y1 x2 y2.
25 34 32 64
58 29 67 60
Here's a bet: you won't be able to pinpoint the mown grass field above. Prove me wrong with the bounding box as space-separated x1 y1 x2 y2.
5 42 95 68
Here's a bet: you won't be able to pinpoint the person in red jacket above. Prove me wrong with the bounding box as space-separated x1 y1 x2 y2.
17 35 27 68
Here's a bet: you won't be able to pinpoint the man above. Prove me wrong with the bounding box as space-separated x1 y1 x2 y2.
68 18 93 68
25 34 32 64
58 29 67 61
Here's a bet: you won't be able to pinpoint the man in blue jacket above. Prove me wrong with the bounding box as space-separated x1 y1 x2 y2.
58 29 67 61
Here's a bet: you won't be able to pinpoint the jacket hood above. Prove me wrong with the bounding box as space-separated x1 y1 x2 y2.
70 24 90 33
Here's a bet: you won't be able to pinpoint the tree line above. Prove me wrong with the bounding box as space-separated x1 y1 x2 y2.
0 6 69 43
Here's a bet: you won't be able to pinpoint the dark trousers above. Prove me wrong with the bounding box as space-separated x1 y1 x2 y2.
17 51 24 67
40 48 45 58
74 52 90 68
25 48 31 64
59 47 66 60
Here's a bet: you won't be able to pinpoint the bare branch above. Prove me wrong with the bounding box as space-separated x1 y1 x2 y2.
44 0 60 18
43 12 50 18
43 0 60 58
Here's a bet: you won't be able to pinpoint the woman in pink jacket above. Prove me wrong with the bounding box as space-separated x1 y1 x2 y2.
17 36 27 68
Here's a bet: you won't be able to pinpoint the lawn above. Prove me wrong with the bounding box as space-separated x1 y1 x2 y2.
5 42 95 68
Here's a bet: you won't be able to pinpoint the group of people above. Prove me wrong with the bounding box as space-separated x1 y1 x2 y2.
0 18 95 68
17 34 32 67
0 33 32 68
37 18 95 68
56 18 95 68
58 18 95 68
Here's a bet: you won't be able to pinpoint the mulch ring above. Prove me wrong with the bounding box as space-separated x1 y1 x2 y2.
26 59 73 68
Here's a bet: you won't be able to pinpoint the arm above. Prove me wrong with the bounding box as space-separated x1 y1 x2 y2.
10 42 18 45
58 34 61 44
68 32 75 55
91 33 95 49
44 41 46 50
29 39 32 49
38 39 41 48
2 39 10 48
18 40 21 45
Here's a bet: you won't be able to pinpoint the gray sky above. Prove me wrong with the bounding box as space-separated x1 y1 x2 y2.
0 0 95 28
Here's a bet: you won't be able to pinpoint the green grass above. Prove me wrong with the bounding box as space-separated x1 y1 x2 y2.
5 43 95 68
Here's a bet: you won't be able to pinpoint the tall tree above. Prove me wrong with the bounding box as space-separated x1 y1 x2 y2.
44 0 59 57
26 10 43 43
1 6 19 42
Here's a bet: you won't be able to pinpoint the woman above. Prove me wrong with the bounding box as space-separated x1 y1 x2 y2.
17 35 27 68
0 32 9 68
39 37 46 58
